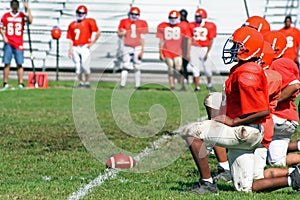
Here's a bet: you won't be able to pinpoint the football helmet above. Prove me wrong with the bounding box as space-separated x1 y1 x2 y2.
263 30 287 58
76 5 88 21
195 8 207 23
168 10 180 25
258 41 274 69
129 7 140 21
222 26 264 64
244 16 270 34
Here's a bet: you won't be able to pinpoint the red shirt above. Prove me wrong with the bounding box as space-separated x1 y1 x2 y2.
261 69 282 148
156 22 192 58
270 57 299 121
1 11 26 50
67 18 99 46
190 20 217 47
225 62 269 124
118 18 148 47
279 26 300 62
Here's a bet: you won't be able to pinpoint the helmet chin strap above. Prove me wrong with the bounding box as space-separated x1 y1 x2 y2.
76 14 86 22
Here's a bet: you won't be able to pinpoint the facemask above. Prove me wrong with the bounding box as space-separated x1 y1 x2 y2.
76 13 86 22
169 18 179 25
195 16 203 24
130 14 140 21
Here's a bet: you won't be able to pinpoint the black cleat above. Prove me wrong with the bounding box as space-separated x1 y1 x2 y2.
291 164 300 190
182 180 218 195
213 166 232 183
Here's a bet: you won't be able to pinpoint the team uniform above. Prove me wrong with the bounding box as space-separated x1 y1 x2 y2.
279 26 300 65
118 17 148 88
189 20 216 83
182 61 269 192
268 57 300 166
67 17 99 76
156 21 191 77
1 11 26 65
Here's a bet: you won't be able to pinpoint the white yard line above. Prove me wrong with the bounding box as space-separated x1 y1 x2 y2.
67 134 179 200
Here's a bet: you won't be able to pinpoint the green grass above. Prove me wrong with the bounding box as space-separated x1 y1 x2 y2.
0 80 299 200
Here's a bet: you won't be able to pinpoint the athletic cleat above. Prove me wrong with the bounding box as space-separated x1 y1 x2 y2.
208 86 217 92
170 87 175 91
213 166 232 183
85 84 91 88
18 83 25 89
119 85 125 89
290 163 300 190
3 82 9 89
180 86 186 91
78 83 85 88
182 180 218 194
194 87 200 92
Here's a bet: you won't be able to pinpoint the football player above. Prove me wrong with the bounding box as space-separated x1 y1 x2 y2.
181 26 270 194
0 0 33 89
156 10 192 91
263 30 300 167
117 7 149 89
67 5 101 88
189 8 217 92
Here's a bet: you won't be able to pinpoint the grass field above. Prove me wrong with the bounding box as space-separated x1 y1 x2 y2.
1 80 300 200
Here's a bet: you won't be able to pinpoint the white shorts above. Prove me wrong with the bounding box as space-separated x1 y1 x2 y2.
181 120 264 192
122 45 142 70
72 45 91 74
204 92 222 110
267 115 298 166
189 45 212 77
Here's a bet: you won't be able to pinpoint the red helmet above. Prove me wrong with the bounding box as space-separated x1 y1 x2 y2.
259 41 274 68
168 10 180 25
168 10 180 19
76 5 88 14
51 26 62 40
195 8 207 18
222 26 264 64
76 5 88 21
129 7 140 15
245 16 270 34
263 31 287 58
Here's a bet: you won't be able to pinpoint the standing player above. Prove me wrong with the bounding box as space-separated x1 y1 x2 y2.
180 26 270 194
179 9 190 84
189 8 217 92
156 10 191 91
0 0 32 89
278 15 300 69
117 7 148 89
67 5 101 88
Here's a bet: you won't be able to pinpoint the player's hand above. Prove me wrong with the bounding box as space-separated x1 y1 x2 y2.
118 29 126 37
204 53 208 61
138 51 143 60
68 48 73 58
213 114 234 127
159 53 165 61
23 2 29 9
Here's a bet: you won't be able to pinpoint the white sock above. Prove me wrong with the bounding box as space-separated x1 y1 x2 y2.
135 70 141 88
288 176 292 187
120 70 128 87
219 161 230 171
202 177 213 184
297 141 300 151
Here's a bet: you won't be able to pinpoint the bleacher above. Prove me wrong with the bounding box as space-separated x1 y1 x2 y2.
0 0 296 77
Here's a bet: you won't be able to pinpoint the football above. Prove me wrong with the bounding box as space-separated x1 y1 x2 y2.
106 154 137 169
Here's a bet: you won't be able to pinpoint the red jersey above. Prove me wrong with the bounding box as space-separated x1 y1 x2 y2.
118 18 148 47
279 26 300 62
270 57 299 121
156 22 192 58
261 69 282 148
1 11 26 50
190 20 217 47
67 18 99 46
225 62 269 124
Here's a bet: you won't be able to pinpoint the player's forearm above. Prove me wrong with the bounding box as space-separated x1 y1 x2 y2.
92 31 101 44
26 7 33 24
278 83 300 102
233 110 270 126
